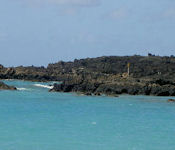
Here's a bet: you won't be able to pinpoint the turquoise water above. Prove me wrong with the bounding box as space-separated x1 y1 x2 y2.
0 80 175 150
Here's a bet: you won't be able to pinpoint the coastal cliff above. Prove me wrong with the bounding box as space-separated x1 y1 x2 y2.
1 55 175 96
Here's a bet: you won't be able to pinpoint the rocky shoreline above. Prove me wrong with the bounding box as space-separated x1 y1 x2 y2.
1 55 175 96
49 78 175 96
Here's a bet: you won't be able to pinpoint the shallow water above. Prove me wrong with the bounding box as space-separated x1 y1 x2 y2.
0 80 175 150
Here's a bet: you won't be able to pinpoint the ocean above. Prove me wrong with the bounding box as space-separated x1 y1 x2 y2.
0 80 174 150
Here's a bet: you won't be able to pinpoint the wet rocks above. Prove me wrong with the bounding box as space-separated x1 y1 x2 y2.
167 99 175 102
1 55 175 97
0 81 16 90
50 78 175 97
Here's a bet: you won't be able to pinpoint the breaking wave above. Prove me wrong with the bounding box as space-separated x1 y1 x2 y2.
33 84 53 89
17 88 29 91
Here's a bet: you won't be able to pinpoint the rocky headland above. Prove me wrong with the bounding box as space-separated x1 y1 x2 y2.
1 54 175 96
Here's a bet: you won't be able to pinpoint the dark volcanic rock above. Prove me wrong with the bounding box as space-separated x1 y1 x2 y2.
2 55 175 81
47 55 175 79
2 55 175 96
167 99 175 102
149 85 175 96
50 78 175 96
0 81 16 90
84 92 92 96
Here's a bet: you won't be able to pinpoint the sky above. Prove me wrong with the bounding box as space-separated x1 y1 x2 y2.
0 0 175 66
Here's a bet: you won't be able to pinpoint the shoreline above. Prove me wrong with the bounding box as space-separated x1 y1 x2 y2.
2 79 175 99
1 55 175 96
49 78 175 97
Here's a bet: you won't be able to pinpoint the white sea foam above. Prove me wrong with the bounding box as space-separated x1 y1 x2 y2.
4 79 14 81
34 84 53 89
17 88 29 91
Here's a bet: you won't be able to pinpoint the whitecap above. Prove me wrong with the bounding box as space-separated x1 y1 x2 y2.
33 84 53 89
17 88 29 91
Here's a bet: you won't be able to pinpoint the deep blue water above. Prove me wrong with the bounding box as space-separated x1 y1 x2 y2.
0 80 175 150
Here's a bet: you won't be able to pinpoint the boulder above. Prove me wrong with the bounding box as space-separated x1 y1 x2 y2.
167 99 175 102
0 81 16 90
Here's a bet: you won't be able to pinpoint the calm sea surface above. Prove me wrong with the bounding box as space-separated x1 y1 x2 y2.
0 80 175 150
